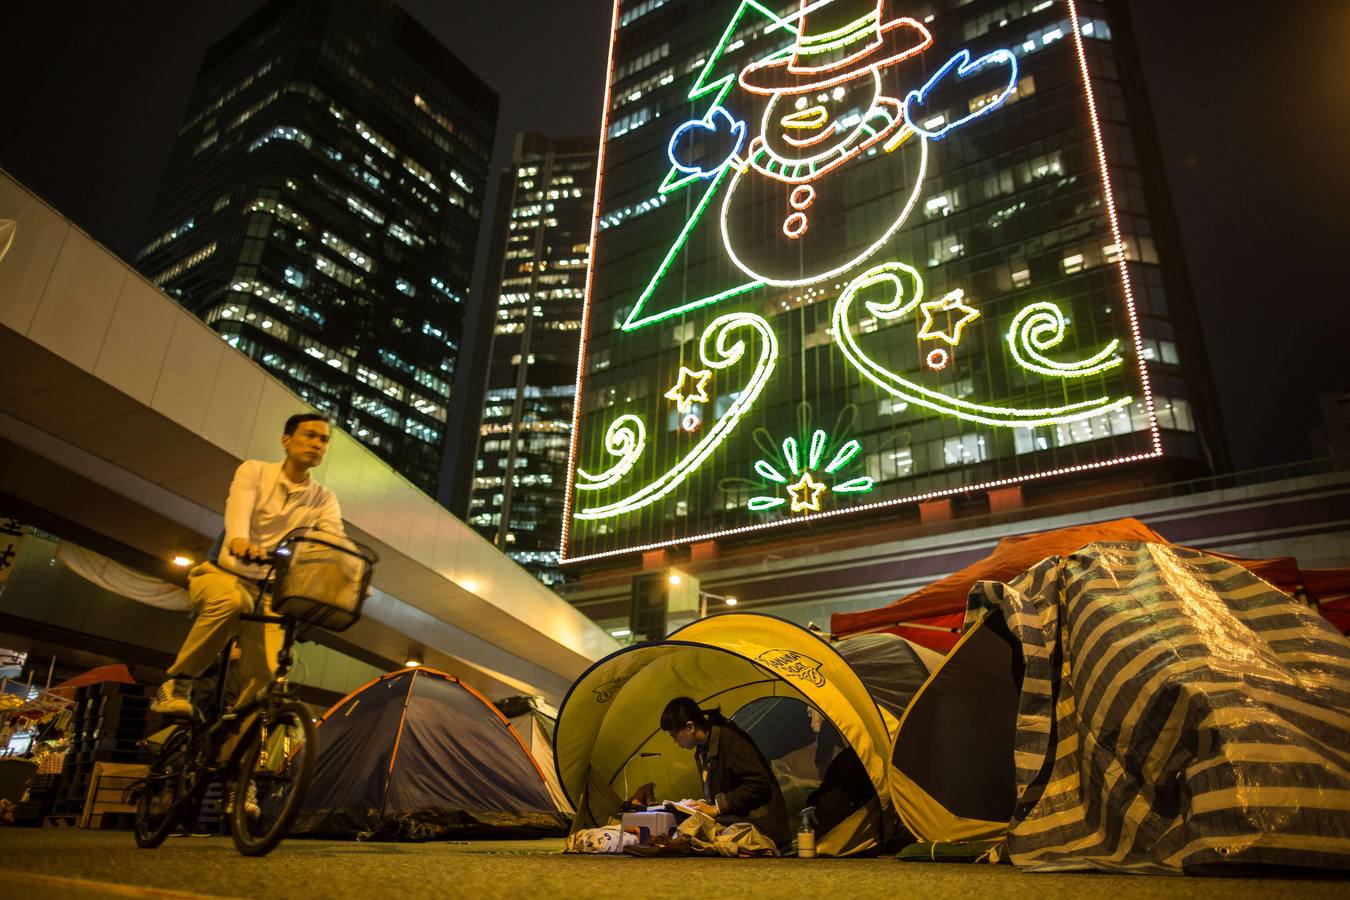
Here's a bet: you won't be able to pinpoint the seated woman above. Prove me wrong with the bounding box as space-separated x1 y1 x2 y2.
661 696 790 849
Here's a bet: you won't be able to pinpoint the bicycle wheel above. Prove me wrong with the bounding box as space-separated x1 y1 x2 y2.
230 701 317 856
133 728 196 849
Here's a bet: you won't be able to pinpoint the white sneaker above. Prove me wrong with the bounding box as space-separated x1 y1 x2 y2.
226 782 261 821
150 679 193 718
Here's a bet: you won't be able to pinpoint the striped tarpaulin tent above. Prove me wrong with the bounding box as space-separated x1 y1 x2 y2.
972 542 1350 874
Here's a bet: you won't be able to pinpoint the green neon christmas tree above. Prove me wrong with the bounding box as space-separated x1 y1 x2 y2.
621 1 797 331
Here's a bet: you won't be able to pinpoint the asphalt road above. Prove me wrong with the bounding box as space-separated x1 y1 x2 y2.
0 830 1343 899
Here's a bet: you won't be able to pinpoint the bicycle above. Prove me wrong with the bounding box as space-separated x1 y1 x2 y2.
130 527 377 856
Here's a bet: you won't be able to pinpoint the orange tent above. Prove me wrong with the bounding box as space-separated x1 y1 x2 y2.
48 664 136 699
830 518 1350 650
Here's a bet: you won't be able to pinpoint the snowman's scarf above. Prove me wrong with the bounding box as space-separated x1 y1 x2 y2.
751 98 905 185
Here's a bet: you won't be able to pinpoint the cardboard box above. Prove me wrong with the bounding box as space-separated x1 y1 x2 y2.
620 810 677 844
79 762 148 828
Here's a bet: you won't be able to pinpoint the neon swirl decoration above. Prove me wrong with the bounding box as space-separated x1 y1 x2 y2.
1007 301 1124 378
832 263 1132 427
575 414 647 492
574 312 778 520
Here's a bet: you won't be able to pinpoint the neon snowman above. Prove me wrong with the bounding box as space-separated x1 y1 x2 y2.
719 0 931 287
707 0 1019 288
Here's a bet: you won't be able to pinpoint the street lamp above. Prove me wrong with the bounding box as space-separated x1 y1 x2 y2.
698 590 738 618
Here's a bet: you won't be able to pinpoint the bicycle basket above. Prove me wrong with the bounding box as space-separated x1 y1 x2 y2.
270 528 377 632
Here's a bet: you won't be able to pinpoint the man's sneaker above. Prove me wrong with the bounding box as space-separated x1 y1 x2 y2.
226 782 261 821
171 824 215 838
150 679 193 718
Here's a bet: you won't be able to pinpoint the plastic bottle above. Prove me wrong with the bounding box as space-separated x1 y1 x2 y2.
797 806 817 858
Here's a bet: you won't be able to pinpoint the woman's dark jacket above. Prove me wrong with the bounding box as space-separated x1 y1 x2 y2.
694 713 789 848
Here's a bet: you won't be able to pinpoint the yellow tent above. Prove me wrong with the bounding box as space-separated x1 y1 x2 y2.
887 608 1019 844
553 613 901 856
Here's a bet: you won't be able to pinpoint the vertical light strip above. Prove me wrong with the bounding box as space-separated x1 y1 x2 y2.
1067 0 1161 455
560 0 623 562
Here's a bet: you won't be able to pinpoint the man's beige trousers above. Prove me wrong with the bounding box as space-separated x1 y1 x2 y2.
167 562 281 701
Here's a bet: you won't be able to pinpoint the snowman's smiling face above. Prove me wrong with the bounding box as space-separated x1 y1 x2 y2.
761 70 883 164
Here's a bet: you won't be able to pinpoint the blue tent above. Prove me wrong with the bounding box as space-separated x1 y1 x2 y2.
293 667 568 841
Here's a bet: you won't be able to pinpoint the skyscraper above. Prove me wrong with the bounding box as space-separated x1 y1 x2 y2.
563 0 1224 567
136 0 497 495
466 133 597 586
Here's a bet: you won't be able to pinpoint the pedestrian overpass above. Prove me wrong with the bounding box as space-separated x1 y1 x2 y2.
0 170 615 703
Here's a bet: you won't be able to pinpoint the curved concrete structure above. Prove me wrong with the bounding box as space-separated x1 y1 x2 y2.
0 170 615 703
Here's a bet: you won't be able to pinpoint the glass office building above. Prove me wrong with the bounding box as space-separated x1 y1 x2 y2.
136 0 497 495
564 0 1223 563
468 134 597 586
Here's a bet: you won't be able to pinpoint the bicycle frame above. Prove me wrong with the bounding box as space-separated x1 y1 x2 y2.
142 575 299 817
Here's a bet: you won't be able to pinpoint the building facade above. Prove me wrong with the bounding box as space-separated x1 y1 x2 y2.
562 0 1225 581
136 0 497 495
466 134 597 587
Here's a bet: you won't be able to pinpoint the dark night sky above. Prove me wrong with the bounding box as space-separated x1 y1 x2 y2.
4 1 1347 472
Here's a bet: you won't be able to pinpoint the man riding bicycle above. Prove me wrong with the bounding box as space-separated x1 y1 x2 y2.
152 413 344 718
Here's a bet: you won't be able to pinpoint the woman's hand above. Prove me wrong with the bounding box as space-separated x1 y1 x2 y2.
688 800 718 817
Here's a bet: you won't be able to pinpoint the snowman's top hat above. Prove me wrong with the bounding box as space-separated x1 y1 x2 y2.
740 0 932 96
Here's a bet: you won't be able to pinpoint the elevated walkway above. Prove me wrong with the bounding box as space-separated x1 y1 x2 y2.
0 171 616 703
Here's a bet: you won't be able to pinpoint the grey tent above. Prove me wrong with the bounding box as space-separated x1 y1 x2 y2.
293 667 568 841
497 695 572 814
833 632 937 720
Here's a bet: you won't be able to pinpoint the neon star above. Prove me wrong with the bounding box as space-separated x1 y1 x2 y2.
917 289 981 346
786 471 828 514
663 366 713 413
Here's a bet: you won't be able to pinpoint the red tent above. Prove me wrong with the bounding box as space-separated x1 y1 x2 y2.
830 518 1350 651
1305 567 1350 633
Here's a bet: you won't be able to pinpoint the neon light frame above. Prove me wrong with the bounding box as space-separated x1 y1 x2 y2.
560 0 1161 565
